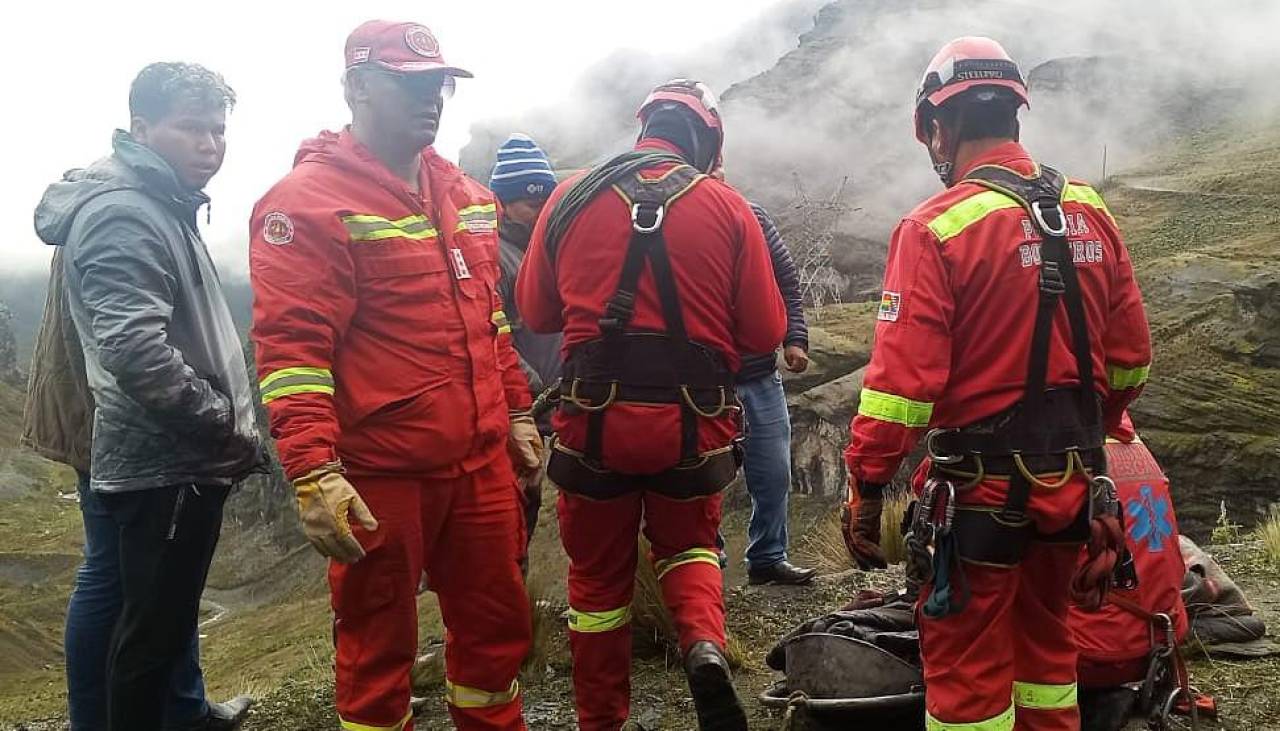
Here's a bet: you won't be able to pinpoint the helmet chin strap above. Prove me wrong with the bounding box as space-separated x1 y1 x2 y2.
929 105 969 188
932 157 954 187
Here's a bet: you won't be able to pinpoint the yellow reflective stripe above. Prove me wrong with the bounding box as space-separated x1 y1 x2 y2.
1063 183 1115 224
260 366 332 391
342 213 427 226
456 203 497 218
445 678 519 708
491 310 511 334
1013 681 1078 710
1107 363 1150 390
568 605 632 633
926 705 1014 731
262 384 335 403
654 548 721 580
339 709 412 731
926 190 1022 243
455 203 499 234
857 388 934 428
260 367 335 403
341 213 438 242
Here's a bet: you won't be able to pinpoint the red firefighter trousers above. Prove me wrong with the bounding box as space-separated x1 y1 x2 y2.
329 452 531 731
917 475 1087 731
558 490 726 731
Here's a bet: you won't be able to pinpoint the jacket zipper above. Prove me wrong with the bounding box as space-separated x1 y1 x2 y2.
167 485 188 541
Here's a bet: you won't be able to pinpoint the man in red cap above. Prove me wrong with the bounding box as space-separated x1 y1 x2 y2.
843 37 1150 730
249 20 539 731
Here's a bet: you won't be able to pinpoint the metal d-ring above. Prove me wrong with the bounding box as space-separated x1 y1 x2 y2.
631 203 665 233
1032 200 1069 238
681 385 728 418
566 379 617 412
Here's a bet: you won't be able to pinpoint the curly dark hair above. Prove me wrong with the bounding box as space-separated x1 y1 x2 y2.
128 62 236 122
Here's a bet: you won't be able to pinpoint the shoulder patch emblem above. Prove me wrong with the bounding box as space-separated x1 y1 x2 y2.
877 291 901 322
263 211 294 246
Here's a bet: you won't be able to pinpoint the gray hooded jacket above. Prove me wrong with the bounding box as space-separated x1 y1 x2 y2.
35 130 262 492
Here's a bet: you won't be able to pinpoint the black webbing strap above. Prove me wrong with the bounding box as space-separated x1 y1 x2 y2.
583 164 705 464
643 227 699 461
962 164 1100 522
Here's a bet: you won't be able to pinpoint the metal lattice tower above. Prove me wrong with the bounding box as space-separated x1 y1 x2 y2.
789 174 853 311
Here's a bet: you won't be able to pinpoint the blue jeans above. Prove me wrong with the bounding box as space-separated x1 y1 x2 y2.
65 471 208 730
736 372 794 570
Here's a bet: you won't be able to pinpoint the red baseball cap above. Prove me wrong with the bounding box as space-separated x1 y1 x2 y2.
344 20 473 77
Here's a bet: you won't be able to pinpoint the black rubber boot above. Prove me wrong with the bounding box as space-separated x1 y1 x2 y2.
684 641 748 731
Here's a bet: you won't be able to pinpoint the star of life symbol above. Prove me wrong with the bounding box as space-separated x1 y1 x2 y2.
1126 484 1174 552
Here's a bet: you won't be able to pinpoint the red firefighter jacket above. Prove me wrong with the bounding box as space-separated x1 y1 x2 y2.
516 139 785 472
846 142 1151 484
250 129 530 480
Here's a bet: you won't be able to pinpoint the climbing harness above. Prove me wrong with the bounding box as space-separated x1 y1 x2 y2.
913 163 1133 610
541 152 742 499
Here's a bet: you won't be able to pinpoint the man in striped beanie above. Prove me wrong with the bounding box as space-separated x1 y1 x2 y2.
490 133 561 560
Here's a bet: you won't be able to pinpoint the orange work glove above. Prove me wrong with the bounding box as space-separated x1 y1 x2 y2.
293 464 379 564
508 411 545 481
841 476 888 570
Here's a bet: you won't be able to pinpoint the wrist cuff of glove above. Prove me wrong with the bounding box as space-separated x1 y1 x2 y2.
509 409 535 426
857 480 887 499
295 461 345 485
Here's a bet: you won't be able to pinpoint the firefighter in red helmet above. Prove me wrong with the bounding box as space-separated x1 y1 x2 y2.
517 79 785 731
843 37 1151 731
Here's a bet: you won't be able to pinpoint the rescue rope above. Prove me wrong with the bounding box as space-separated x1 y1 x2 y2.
543 151 686 258
1069 502 1125 611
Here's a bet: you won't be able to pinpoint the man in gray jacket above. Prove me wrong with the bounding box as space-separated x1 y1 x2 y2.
22 246 253 731
34 62 261 731
490 132 561 554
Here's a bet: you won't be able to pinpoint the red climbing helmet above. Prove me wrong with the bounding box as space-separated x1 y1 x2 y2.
913 36 1030 143
637 78 724 173
638 78 722 131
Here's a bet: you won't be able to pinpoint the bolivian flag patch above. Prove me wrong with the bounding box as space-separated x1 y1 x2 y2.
877 291 901 322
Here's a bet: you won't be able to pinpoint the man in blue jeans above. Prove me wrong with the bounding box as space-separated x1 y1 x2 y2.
21 80 253 730
738 203 817 586
67 471 249 730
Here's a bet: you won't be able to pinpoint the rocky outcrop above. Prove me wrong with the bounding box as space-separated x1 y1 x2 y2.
789 367 862 498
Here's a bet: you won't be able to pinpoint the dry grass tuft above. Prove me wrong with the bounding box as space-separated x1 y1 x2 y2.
632 537 679 660
522 565 559 674
1256 505 1280 571
796 487 914 571
796 510 854 574
880 487 912 566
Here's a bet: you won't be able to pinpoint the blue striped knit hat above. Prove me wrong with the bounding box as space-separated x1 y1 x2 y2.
489 133 557 203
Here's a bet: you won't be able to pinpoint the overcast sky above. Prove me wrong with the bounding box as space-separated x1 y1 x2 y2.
0 0 789 275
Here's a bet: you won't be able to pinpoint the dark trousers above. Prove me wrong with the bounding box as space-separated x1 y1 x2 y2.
66 471 208 731
100 483 230 731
